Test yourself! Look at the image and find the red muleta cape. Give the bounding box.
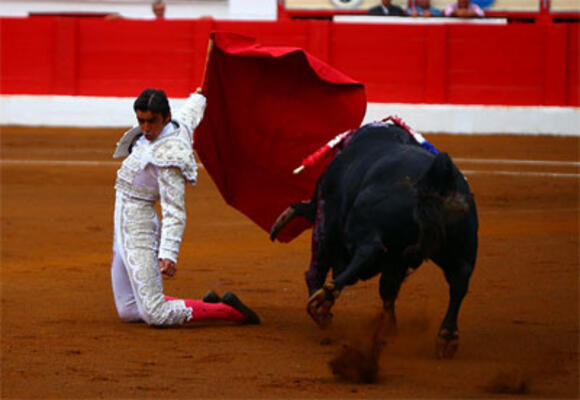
[194,31,367,242]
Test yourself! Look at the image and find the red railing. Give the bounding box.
[0,16,578,106]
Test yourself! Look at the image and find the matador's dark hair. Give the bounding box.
[133,88,171,118]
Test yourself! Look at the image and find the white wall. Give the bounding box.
[1,95,578,135]
[363,103,580,136]
[229,0,277,20]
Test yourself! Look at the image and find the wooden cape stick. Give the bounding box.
[197,36,214,94]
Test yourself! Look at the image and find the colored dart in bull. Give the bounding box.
[293,129,355,175]
[292,115,439,176]
[382,115,440,155]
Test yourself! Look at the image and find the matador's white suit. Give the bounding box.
[111,93,250,327]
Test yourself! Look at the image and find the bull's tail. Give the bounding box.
[404,152,469,265]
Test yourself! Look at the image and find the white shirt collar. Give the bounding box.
[157,121,175,139]
[136,120,175,146]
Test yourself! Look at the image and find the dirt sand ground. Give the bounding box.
[1,127,578,399]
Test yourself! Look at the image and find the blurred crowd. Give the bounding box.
[369,0,485,18]
[104,0,486,21]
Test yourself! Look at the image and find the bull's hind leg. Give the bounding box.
[378,266,408,335]
[435,259,474,359]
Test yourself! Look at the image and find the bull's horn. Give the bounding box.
[269,206,296,242]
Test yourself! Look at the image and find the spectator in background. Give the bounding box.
[368,0,405,16]
[106,0,166,20]
[443,0,484,17]
[407,0,441,17]
[152,0,166,19]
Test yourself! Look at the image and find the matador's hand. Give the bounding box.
[159,259,177,277]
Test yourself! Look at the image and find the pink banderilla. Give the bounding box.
[293,115,430,175]
[293,129,355,175]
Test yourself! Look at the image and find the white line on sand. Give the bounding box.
[461,169,579,179]
[454,158,579,167]
[0,159,120,167]
[1,158,579,178]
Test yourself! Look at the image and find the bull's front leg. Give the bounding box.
[304,197,330,296]
[307,238,382,328]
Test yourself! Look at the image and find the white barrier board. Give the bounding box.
[0,95,578,135]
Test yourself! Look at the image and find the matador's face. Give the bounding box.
[136,110,170,142]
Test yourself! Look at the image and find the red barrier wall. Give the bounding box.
[1,17,578,106]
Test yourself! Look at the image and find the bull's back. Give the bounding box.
[320,124,434,214]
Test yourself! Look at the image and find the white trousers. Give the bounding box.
[111,192,191,326]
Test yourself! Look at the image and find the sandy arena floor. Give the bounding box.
[1,127,578,398]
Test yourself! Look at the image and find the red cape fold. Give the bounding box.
[194,31,367,242]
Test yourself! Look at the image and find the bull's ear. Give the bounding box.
[443,194,470,224]
[417,152,457,196]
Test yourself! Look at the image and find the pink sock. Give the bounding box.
[184,299,246,323]
[165,296,246,323]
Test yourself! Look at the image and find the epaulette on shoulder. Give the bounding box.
[151,127,197,184]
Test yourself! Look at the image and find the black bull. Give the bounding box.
[271,123,478,359]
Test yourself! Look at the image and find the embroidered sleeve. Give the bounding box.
[173,92,207,133]
[158,166,187,263]
[152,137,197,184]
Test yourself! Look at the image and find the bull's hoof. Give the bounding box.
[436,329,459,359]
[307,295,334,328]
[307,285,339,328]
[380,304,398,336]
[309,305,333,329]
